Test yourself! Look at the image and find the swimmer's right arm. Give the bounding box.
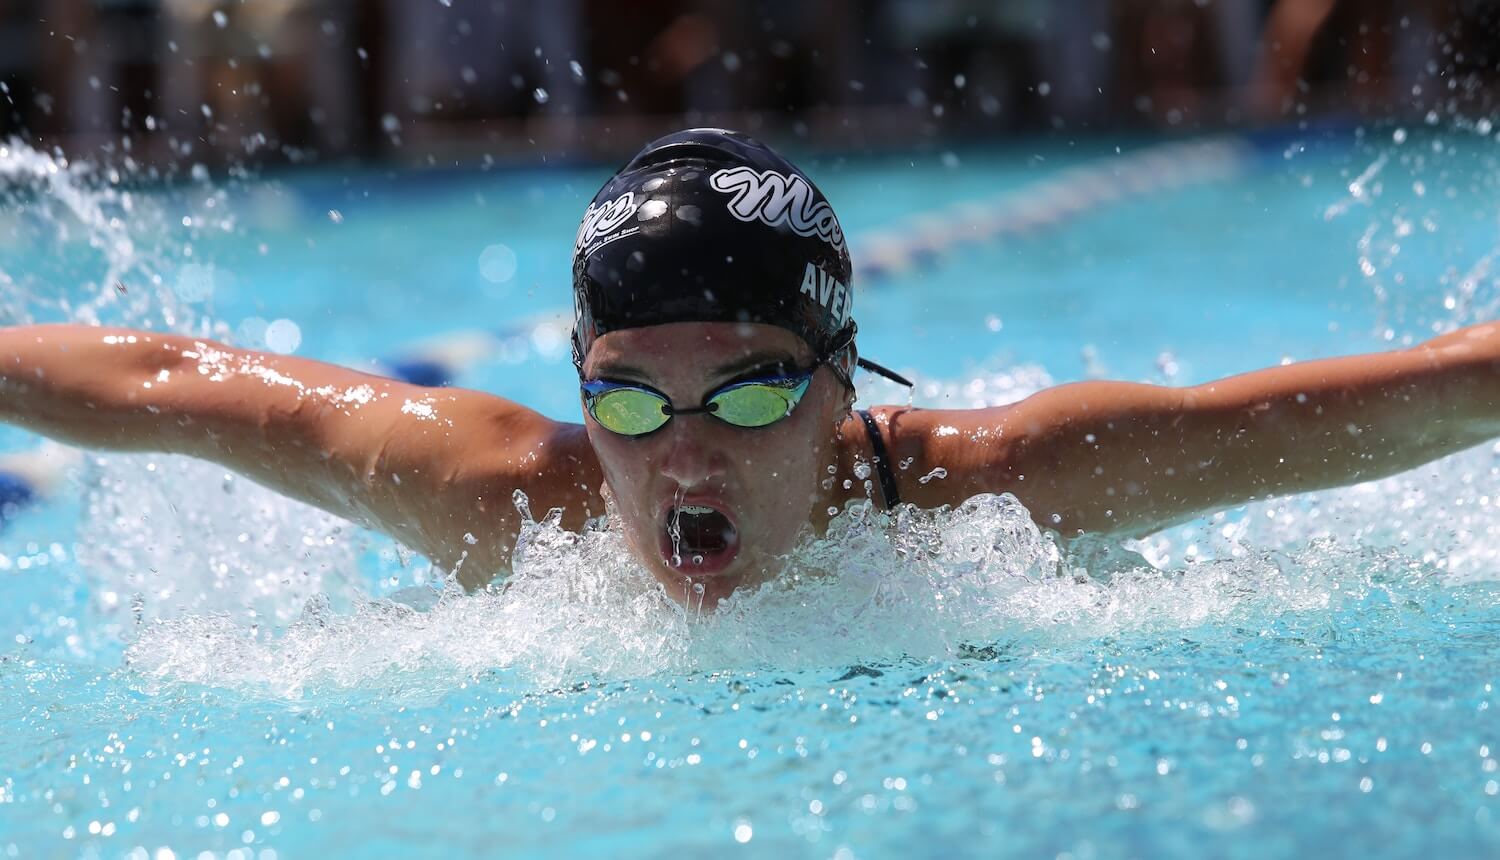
[0,324,601,588]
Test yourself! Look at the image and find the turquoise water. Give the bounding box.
[2,128,1499,858]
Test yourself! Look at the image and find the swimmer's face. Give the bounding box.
[582,322,849,608]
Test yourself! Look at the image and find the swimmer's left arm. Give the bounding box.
[907,321,1500,537]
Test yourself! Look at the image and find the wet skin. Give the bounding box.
[6,320,1500,605]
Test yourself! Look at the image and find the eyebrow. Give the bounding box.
[709,352,801,381]
[590,351,801,385]
[588,361,653,382]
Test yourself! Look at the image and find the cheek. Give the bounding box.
[587,426,654,503]
[737,400,838,504]
[736,431,824,556]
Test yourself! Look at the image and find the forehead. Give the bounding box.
[584,322,814,376]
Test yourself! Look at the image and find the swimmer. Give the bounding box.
[4,127,1500,606]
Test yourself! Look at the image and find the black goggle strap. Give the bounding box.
[856,357,913,388]
[820,322,914,390]
[820,324,858,390]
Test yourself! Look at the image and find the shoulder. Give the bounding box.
[835,402,1040,509]
[369,388,604,588]
[412,389,601,518]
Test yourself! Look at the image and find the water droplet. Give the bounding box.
[174,263,216,302]
[236,316,269,348]
[478,244,517,284]
[264,319,301,354]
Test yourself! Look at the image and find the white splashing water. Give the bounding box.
[118,479,1480,699]
[0,141,221,330]
[78,455,366,643]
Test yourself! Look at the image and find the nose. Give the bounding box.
[657,416,729,488]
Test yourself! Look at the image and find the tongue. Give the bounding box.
[676,510,734,553]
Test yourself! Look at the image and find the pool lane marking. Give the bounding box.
[855,138,1251,281]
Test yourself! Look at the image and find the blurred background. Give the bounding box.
[2,0,1498,169]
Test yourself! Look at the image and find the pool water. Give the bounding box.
[2,126,1499,858]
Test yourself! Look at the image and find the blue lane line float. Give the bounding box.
[372,316,573,387]
[0,471,36,524]
[0,446,80,530]
[377,137,1257,387]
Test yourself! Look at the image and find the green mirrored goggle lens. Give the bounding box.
[588,387,671,435]
[707,378,812,428]
[583,374,814,436]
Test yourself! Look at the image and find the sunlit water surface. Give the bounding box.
[2,128,1499,858]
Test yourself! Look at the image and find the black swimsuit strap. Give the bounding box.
[856,409,901,509]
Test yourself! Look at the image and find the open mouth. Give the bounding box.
[659,501,741,575]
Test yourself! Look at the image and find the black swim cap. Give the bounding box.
[571,128,907,388]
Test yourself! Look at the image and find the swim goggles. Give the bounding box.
[581,371,814,437]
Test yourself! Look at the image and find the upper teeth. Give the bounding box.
[678,505,716,515]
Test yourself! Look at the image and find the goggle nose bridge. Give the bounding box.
[663,402,720,417]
